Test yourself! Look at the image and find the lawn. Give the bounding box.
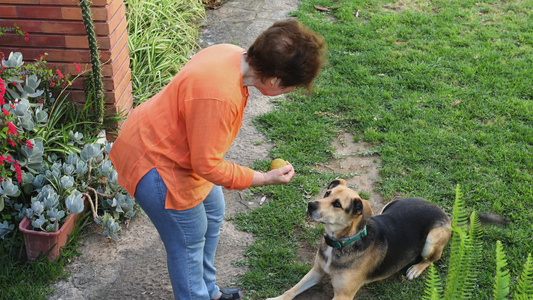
[2,0,531,299]
[233,0,533,299]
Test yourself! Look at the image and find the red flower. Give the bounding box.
[73,62,81,73]
[0,77,5,105]
[6,155,13,163]
[0,156,4,165]
[26,140,33,150]
[2,108,9,116]
[6,121,18,136]
[57,69,63,79]
[14,161,22,183]
[6,138,16,147]
[50,82,56,87]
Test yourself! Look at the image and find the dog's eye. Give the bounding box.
[324,191,331,197]
[332,199,342,208]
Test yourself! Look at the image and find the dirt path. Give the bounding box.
[49,1,383,299]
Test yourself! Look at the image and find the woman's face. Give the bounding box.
[256,78,296,96]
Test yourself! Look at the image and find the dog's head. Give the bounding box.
[307,179,372,235]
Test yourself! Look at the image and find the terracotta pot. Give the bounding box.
[19,212,83,261]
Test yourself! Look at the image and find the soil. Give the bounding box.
[49,1,384,299]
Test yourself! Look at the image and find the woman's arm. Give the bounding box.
[251,162,295,187]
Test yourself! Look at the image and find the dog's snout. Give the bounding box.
[308,201,318,212]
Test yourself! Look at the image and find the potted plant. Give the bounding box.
[18,185,85,261]
[1,49,137,261]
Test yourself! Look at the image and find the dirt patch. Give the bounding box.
[49,1,385,299]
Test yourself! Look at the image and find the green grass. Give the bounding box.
[233,0,533,299]
[125,0,205,105]
[0,214,91,300]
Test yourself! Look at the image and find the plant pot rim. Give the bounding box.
[19,214,76,236]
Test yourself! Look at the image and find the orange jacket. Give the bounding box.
[109,44,255,210]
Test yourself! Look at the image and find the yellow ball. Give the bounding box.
[270,158,288,170]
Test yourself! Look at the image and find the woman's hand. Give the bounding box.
[251,162,295,187]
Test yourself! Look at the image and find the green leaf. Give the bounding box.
[493,241,510,300]
[516,253,533,299]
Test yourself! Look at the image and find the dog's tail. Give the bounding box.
[478,213,507,226]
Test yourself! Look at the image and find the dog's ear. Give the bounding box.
[327,179,347,190]
[348,198,364,216]
[349,198,372,221]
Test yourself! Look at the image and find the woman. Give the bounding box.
[109,19,326,300]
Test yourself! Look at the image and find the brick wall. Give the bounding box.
[0,0,133,137]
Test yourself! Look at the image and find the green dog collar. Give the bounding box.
[324,226,367,250]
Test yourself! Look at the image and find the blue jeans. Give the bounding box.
[135,168,225,300]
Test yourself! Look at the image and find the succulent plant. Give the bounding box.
[0,220,14,240]
[96,213,120,240]
[1,51,137,240]
[1,52,23,68]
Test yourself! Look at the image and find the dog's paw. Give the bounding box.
[406,264,425,280]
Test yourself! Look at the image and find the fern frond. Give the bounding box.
[445,185,476,299]
[493,241,510,300]
[444,186,483,300]
[451,184,469,230]
[423,264,443,300]
[515,253,533,299]
[459,212,483,299]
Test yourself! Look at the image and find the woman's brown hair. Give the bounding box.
[245,19,327,91]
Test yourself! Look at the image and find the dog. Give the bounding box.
[267,179,451,300]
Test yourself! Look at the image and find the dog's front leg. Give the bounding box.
[330,271,365,300]
[266,264,326,300]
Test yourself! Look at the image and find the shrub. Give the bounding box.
[0,39,138,258]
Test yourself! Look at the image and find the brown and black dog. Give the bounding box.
[267,179,451,300]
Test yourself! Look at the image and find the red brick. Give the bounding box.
[107,14,126,48]
[61,0,122,21]
[113,82,132,110]
[0,5,18,18]
[42,20,89,35]
[62,29,128,63]
[45,47,129,78]
[94,2,124,35]
[0,19,42,33]
[1,4,126,36]
[67,64,129,92]
[69,87,122,104]
[1,47,90,63]
[2,0,133,118]
[95,0,122,21]
[106,27,128,62]
[17,5,62,19]
[0,33,32,48]
[37,0,112,6]
[64,35,110,50]
[110,60,130,89]
[110,68,130,102]
[0,33,67,48]
[64,35,89,49]
[100,40,129,77]
[60,7,82,20]
[114,91,133,115]
[0,0,38,4]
